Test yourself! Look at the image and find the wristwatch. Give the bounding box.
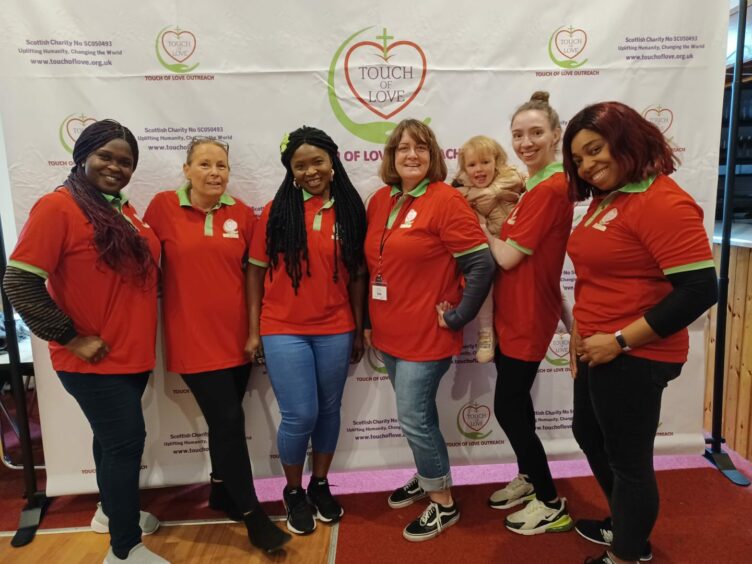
[614,330,632,352]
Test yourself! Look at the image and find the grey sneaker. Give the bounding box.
[91,502,160,535]
[488,474,535,509]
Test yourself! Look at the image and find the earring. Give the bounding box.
[330,170,335,180]
[293,180,302,189]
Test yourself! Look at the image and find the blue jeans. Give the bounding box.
[381,353,453,492]
[262,332,353,465]
[57,371,149,557]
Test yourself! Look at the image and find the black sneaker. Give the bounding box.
[575,518,653,561]
[403,501,460,542]
[307,477,344,523]
[388,475,427,508]
[282,486,316,535]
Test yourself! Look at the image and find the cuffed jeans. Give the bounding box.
[381,352,453,492]
[58,371,149,557]
[262,332,353,465]
[181,363,258,512]
[572,354,682,562]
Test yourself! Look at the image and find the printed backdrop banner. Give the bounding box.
[0,1,727,496]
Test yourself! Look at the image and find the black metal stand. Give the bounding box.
[0,217,50,545]
[704,0,751,487]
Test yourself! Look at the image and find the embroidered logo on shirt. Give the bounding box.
[506,205,520,226]
[400,209,418,228]
[593,208,618,232]
[222,218,239,238]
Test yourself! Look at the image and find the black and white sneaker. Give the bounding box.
[575,517,653,561]
[403,501,460,542]
[282,486,316,535]
[307,477,344,523]
[388,475,427,508]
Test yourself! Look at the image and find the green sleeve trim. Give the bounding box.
[505,238,533,256]
[452,243,489,258]
[8,260,49,279]
[248,257,268,268]
[663,259,716,275]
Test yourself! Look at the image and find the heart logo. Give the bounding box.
[548,332,570,359]
[461,404,490,432]
[644,107,674,134]
[65,116,97,148]
[344,40,427,120]
[161,30,197,63]
[555,28,587,60]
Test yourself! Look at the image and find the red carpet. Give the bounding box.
[335,468,752,563]
[1,461,751,562]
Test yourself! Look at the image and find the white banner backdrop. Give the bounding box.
[0,0,727,496]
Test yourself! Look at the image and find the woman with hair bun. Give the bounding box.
[2,120,167,563]
[247,126,367,536]
[563,101,717,564]
[483,92,575,536]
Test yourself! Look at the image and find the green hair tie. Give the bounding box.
[280,132,290,155]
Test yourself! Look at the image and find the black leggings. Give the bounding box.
[572,354,681,561]
[181,364,258,512]
[493,350,557,501]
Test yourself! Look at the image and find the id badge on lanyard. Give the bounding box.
[371,273,387,301]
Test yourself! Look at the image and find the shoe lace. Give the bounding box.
[601,528,614,544]
[507,474,528,490]
[403,476,420,492]
[419,503,438,527]
[478,330,493,347]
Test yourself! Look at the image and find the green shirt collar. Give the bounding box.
[177,184,235,208]
[526,162,564,191]
[389,178,430,198]
[617,175,656,193]
[101,191,128,205]
[301,189,334,206]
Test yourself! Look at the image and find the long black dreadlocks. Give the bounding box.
[64,119,155,284]
[267,126,366,293]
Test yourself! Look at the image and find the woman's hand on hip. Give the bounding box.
[578,332,622,368]
[65,335,109,364]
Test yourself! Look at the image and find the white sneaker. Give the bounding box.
[103,543,170,563]
[476,328,496,363]
[91,502,160,535]
[488,474,535,509]
[504,498,574,536]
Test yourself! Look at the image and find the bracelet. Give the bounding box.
[614,330,632,352]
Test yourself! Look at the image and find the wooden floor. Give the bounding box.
[0,519,335,563]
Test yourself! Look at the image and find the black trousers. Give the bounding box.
[572,354,682,561]
[181,364,258,512]
[493,350,557,501]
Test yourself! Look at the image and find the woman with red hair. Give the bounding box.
[563,102,717,564]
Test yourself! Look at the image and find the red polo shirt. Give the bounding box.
[144,187,256,373]
[364,180,488,361]
[249,191,354,335]
[9,187,160,374]
[567,174,714,363]
[493,164,574,362]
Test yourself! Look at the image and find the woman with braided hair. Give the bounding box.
[2,120,168,563]
[247,126,367,536]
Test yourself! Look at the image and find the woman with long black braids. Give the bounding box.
[247,126,367,536]
[2,120,168,562]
